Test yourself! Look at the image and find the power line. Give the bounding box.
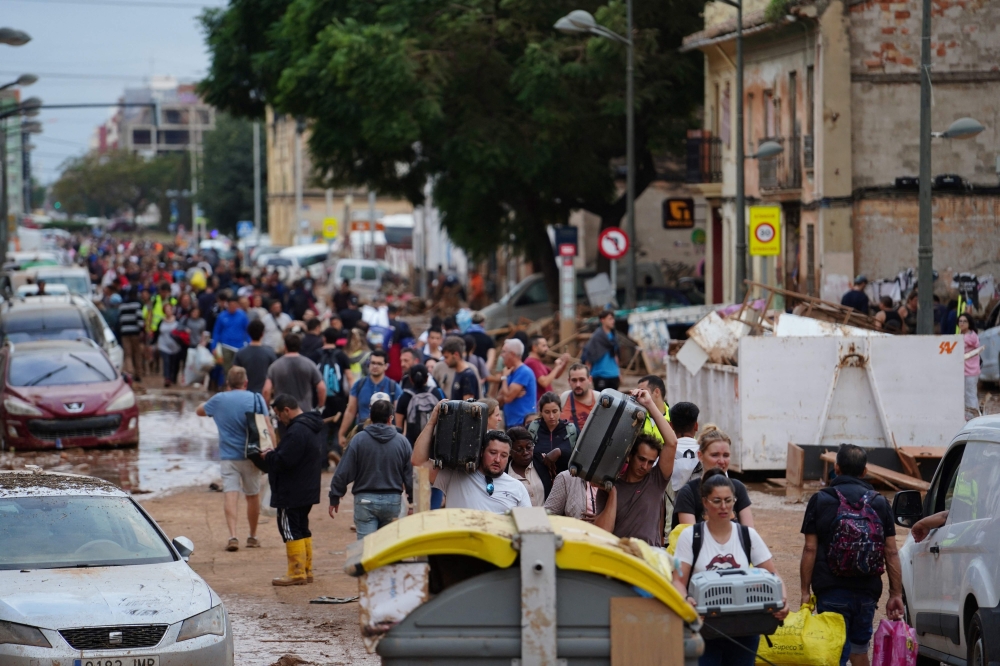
[0,0,223,8]
[0,70,150,82]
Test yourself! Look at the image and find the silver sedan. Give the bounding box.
[0,470,234,665]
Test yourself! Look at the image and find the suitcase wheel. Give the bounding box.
[569,464,579,477]
[600,394,613,408]
[465,461,477,473]
[603,479,614,493]
[440,403,450,416]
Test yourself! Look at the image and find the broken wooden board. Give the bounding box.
[820,451,929,492]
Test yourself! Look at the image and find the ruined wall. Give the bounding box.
[853,194,1000,282]
[849,0,1000,188]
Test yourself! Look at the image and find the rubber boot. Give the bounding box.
[304,537,314,583]
[272,539,308,586]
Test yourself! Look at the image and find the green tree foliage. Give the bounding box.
[198,113,265,236]
[50,150,185,223]
[200,0,703,299]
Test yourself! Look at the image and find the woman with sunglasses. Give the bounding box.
[672,468,788,666]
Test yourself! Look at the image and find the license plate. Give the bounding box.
[74,657,158,666]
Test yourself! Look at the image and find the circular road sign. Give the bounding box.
[598,227,630,261]
[754,222,776,244]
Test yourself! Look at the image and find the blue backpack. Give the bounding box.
[319,351,343,397]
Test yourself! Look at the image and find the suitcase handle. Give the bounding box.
[715,569,749,577]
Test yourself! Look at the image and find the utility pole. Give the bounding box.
[253,120,261,240]
[367,190,376,259]
[624,0,636,310]
[189,105,199,242]
[733,0,746,302]
[915,0,933,334]
[294,118,305,244]
[0,119,6,267]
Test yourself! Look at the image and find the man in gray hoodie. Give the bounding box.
[329,398,414,539]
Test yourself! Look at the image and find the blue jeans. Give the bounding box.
[701,635,759,666]
[353,492,402,540]
[816,588,878,665]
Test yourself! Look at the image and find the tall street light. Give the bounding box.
[555,8,638,309]
[0,74,37,92]
[0,28,31,46]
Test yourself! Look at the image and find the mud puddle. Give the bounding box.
[0,392,220,496]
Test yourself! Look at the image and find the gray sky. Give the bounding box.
[2,0,224,184]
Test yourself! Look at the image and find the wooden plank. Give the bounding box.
[610,597,684,666]
[413,466,431,513]
[786,443,805,502]
[897,446,948,459]
[819,452,930,492]
[896,449,921,480]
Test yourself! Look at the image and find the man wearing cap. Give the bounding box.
[339,349,402,443]
[329,398,413,538]
[466,312,496,370]
[842,275,870,314]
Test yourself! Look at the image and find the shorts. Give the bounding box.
[220,459,261,495]
[816,588,878,665]
[276,505,312,542]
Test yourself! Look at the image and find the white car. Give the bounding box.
[0,469,234,665]
[892,414,1000,666]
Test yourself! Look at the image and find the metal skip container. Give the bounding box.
[667,335,966,472]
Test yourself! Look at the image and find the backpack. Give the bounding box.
[527,419,578,450]
[824,488,886,577]
[690,521,752,575]
[404,387,445,436]
[319,351,344,397]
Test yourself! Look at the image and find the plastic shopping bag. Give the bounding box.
[666,523,692,556]
[872,619,918,666]
[756,596,845,666]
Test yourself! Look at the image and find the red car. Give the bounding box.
[0,339,139,451]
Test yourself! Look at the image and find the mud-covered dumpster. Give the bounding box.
[345,507,703,665]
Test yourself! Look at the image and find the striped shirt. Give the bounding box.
[118,301,143,337]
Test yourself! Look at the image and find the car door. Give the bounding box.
[511,278,551,323]
[907,443,965,656]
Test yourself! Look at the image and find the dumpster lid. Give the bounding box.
[345,508,697,623]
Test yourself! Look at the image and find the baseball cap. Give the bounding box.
[472,312,485,324]
[370,391,391,407]
[854,274,868,284]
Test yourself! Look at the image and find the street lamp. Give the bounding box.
[0,28,31,46]
[0,74,37,92]
[555,7,638,309]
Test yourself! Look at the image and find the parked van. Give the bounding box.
[892,414,1000,665]
[331,259,389,298]
[25,266,93,298]
[276,243,336,282]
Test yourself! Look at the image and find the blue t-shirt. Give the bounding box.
[203,390,267,460]
[591,331,620,378]
[350,375,403,423]
[503,364,537,427]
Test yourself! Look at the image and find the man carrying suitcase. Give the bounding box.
[411,403,532,513]
[593,388,678,547]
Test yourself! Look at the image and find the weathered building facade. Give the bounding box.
[684,0,999,304]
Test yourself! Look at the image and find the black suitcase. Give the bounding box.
[567,389,647,491]
[432,400,487,472]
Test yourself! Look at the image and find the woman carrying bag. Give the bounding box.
[672,468,788,666]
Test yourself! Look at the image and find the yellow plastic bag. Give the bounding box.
[756,596,845,666]
[666,523,692,556]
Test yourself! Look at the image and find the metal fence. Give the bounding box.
[685,134,722,183]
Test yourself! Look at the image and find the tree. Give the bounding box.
[198,113,265,236]
[200,0,703,301]
[50,150,185,222]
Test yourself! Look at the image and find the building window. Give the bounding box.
[722,82,731,149]
[806,66,815,136]
[764,90,775,138]
[132,129,151,145]
[747,92,754,147]
[806,223,816,296]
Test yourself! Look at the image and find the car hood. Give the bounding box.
[0,560,214,629]
[7,380,125,417]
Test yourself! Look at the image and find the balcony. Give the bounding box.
[757,135,802,191]
[685,131,722,184]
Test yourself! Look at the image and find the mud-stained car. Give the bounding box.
[0,469,234,665]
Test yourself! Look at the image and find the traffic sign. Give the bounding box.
[598,227,629,261]
[323,217,338,240]
[749,206,781,256]
[236,221,254,238]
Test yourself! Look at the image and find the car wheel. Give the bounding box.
[968,611,990,666]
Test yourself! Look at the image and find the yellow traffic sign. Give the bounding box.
[749,206,781,256]
[323,217,338,240]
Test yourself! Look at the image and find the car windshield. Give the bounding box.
[267,258,293,267]
[0,495,174,570]
[297,253,328,268]
[5,328,92,344]
[9,351,115,386]
[39,276,91,295]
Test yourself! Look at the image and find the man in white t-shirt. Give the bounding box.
[411,403,531,513]
[667,402,702,492]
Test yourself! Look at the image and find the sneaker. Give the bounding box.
[226,538,239,552]
[246,536,260,548]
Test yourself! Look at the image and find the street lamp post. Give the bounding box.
[0,28,31,267]
[555,8,637,308]
[0,74,37,93]
[0,28,30,46]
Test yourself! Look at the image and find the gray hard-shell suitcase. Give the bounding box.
[567,389,647,491]
[433,399,487,472]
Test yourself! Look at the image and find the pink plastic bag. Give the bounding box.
[872,619,919,666]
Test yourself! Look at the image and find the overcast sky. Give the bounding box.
[2,0,224,184]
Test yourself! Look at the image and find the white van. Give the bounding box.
[26,266,93,298]
[331,259,388,298]
[278,243,335,282]
[893,414,1000,665]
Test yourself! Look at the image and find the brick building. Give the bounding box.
[683,0,999,305]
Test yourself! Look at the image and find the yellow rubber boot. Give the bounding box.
[304,537,314,583]
[272,539,308,586]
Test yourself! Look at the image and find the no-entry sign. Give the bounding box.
[749,206,781,256]
[598,227,629,260]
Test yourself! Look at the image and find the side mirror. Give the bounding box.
[172,536,195,562]
[892,490,924,528]
[122,372,133,386]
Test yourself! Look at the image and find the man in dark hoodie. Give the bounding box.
[262,393,324,586]
[329,398,413,539]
